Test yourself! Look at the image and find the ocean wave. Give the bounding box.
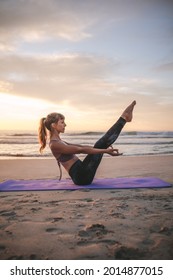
[68,131,103,136]
[0,153,50,158]
[131,136,173,139]
[116,141,173,145]
[133,131,173,138]
[0,130,173,159]
[0,141,38,144]
[68,131,173,138]
[1,130,173,138]
[124,151,173,156]
[9,133,37,137]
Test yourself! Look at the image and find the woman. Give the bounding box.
[38,101,136,185]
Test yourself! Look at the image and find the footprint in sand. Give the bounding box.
[159,226,173,236]
[8,255,24,260]
[46,227,59,233]
[77,224,118,249]
[52,217,64,223]
[114,246,146,260]
[45,217,64,223]
[30,254,37,260]
[0,210,16,217]
[30,207,42,212]
[109,210,125,219]
[0,245,6,251]
[78,223,111,241]
[8,254,42,260]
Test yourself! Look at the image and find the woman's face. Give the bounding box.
[53,118,66,133]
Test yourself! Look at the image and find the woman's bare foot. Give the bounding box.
[121,100,136,122]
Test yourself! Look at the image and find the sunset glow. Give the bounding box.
[0,0,173,132]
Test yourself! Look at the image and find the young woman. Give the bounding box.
[38,101,136,185]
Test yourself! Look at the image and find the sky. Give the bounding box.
[0,0,173,132]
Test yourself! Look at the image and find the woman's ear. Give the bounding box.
[51,123,56,129]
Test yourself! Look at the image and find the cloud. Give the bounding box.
[0,52,122,109]
[1,51,171,115]
[0,0,173,131]
[0,0,94,51]
[1,0,171,51]
[155,62,173,72]
[0,80,13,92]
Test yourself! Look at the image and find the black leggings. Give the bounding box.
[69,117,126,185]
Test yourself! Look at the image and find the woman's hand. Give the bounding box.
[106,146,123,156]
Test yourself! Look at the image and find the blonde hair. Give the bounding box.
[38,112,64,153]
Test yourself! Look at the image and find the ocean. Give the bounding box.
[0,130,173,159]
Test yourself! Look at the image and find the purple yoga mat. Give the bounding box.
[0,177,171,192]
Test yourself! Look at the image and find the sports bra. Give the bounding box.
[49,139,76,162]
[49,139,76,180]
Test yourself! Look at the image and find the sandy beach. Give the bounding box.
[0,155,173,260]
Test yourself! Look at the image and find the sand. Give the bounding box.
[0,155,173,260]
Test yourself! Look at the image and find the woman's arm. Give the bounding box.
[64,141,92,148]
[50,142,122,156]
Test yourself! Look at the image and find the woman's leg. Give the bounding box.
[81,101,136,184]
[69,117,126,185]
[69,101,136,185]
[80,117,126,183]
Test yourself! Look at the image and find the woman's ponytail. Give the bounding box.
[38,112,64,153]
[38,117,47,153]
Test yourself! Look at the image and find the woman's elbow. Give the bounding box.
[75,146,83,154]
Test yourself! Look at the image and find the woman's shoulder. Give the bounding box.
[49,138,67,148]
[50,138,65,143]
